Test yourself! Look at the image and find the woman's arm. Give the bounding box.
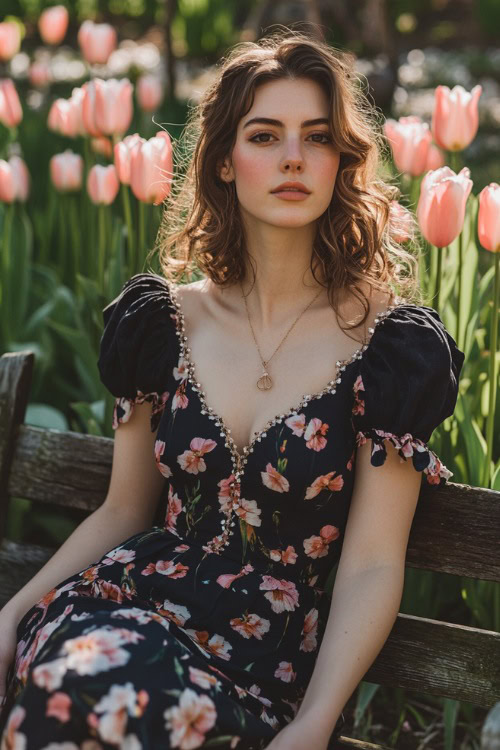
[269,438,423,748]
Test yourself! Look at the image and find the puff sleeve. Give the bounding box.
[351,304,465,486]
[97,272,177,432]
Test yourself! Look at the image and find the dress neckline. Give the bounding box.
[164,278,408,467]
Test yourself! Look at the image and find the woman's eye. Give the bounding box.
[249,132,331,144]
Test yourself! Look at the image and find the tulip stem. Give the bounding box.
[1,202,14,346]
[483,251,499,488]
[434,245,443,312]
[98,205,106,285]
[457,229,463,349]
[121,183,135,275]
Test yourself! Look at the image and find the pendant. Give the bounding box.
[257,370,273,390]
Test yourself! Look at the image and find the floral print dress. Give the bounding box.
[0,273,465,750]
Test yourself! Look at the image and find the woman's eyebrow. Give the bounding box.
[243,117,329,129]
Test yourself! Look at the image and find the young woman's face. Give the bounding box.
[220,77,341,230]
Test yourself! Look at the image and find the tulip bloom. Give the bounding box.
[38,5,69,45]
[48,96,84,138]
[77,20,117,65]
[0,22,21,62]
[432,85,482,152]
[0,156,30,203]
[478,184,500,253]
[87,164,119,205]
[0,79,23,128]
[82,78,133,137]
[417,166,473,248]
[29,59,52,88]
[91,136,113,158]
[114,133,145,184]
[136,74,164,112]
[425,144,445,171]
[50,150,83,192]
[129,131,173,204]
[384,116,432,177]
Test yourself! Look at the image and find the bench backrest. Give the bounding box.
[1,350,499,710]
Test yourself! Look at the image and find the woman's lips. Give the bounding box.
[271,190,310,200]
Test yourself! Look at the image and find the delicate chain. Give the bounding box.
[240,281,324,390]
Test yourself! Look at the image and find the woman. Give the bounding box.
[0,30,464,749]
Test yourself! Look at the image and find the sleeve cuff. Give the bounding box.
[355,428,453,486]
[112,390,169,433]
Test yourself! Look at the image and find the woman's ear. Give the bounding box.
[218,157,234,183]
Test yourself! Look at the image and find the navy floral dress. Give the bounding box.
[0,273,465,749]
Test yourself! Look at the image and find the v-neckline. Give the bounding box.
[164,278,408,467]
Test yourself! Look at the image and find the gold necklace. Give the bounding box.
[240,282,324,391]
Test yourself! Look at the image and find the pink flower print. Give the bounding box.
[157,598,191,627]
[352,374,365,416]
[285,413,306,437]
[248,685,273,707]
[274,661,296,683]
[303,524,340,559]
[155,440,173,478]
[234,497,262,527]
[177,437,217,474]
[173,357,189,382]
[104,547,136,565]
[216,563,254,589]
[346,449,355,471]
[163,687,217,750]
[61,628,139,677]
[184,630,232,661]
[166,486,183,534]
[261,463,290,493]
[300,608,318,653]
[172,382,189,411]
[269,546,297,565]
[175,544,190,552]
[96,580,124,601]
[141,560,189,578]
[46,691,72,722]
[305,471,344,499]
[259,575,299,613]
[189,666,220,690]
[304,417,329,451]
[2,707,27,750]
[217,474,236,513]
[230,613,271,640]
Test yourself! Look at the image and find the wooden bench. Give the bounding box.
[1,350,499,749]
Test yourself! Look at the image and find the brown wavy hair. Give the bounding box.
[148,27,423,340]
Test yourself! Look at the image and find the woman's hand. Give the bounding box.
[264,715,333,750]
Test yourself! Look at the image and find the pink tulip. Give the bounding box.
[0,22,21,62]
[29,59,52,88]
[50,150,83,192]
[82,78,133,137]
[425,144,445,171]
[77,20,117,65]
[129,131,173,204]
[114,133,145,184]
[0,155,30,203]
[389,201,414,244]
[384,116,432,177]
[478,184,500,253]
[47,97,82,137]
[0,79,23,128]
[91,136,113,158]
[136,74,164,112]
[38,5,69,45]
[87,164,119,205]
[432,85,482,152]
[417,166,473,248]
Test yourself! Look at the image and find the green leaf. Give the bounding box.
[25,403,68,430]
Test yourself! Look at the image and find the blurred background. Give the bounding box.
[0,1,499,747]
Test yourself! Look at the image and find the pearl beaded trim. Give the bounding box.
[166,280,402,553]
